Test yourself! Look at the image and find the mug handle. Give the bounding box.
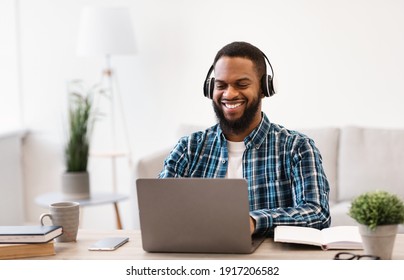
[40,213,53,226]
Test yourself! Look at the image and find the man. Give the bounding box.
[159,41,331,236]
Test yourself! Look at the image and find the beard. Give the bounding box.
[212,95,261,135]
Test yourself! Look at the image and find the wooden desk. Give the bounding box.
[35,192,128,229]
[27,229,404,260]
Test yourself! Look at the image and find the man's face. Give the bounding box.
[212,56,262,136]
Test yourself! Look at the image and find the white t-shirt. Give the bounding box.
[225,140,246,178]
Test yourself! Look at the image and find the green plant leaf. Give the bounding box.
[64,80,103,172]
[349,190,404,230]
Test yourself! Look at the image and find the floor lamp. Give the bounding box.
[76,6,136,228]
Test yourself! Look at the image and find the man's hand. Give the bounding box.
[249,216,256,235]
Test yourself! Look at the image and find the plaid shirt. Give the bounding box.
[159,112,331,236]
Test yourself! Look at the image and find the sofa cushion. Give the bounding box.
[136,148,171,178]
[329,201,358,227]
[299,127,340,204]
[338,126,404,201]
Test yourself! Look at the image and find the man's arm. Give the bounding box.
[250,138,331,236]
[158,137,189,178]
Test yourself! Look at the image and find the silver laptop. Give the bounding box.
[136,178,266,254]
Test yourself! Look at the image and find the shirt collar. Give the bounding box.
[243,112,271,149]
[215,112,271,149]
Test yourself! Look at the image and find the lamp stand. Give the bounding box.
[90,55,133,230]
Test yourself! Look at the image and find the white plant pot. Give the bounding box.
[358,224,398,260]
[61,171,90,200]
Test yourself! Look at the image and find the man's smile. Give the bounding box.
[221,100,246,111]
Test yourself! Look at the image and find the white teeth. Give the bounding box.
[225,103,242,109]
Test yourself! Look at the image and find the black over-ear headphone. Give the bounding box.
[203,52,275,99]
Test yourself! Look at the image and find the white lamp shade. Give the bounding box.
[76,6,136,56]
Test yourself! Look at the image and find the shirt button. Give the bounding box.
[255,145,260,149]
[221,160,226,164]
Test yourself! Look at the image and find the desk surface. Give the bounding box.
[27,229,404,260]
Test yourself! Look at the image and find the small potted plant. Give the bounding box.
[349,190,404,259]
[61,80,102,199]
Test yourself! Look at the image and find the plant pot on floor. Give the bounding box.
[358,224,398,260]
[61,171,90,200]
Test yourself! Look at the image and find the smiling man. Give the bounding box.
[159,41,331,236]
[212,56,262,142]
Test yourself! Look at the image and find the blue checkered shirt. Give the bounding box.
[159,113,331,236]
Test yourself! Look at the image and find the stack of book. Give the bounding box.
[0,225,63,259]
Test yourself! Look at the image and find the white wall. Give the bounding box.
[0,0,21,130]
[4,0,404,229]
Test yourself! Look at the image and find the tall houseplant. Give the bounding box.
[349,190,404,259]
[62,81,101,199]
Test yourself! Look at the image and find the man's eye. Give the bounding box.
[237,84,249,89]
[215,84,226,90]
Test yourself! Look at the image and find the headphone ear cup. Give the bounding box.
[204,77,215,99]
[261,75,275,97]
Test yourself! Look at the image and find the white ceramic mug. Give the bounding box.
[40,201,80,242]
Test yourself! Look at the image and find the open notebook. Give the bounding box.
[136,178,265,254]
[274,225,363,250]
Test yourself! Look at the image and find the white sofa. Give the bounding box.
[135,126,404,233]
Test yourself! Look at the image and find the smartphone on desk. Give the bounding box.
[88,237,129,251]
